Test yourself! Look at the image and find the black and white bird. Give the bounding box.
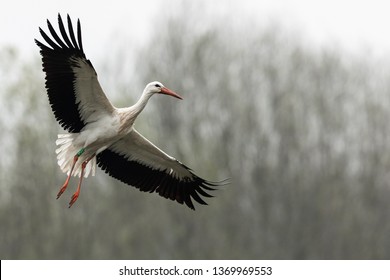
[35,14,226,209]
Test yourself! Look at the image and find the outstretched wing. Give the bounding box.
[96,129,225,210]
[35,14,114,133]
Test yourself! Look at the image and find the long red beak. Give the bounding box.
[161,87,183,100]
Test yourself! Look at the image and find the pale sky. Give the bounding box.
[2,0,390,59]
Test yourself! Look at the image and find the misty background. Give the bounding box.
[1,1,390,259]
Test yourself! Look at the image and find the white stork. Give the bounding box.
[35,14,226,209]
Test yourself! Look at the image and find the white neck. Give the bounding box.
[136,90,153,110]
[119,89,153,130]
[132,89,153,116]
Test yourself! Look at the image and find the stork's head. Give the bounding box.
[144,81,183,100]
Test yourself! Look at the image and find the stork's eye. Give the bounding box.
[155,84,161,88]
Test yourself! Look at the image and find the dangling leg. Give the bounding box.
[57,148,85,199]
[57,155,78,199]
[68,154,95,208]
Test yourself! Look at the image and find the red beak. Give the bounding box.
[161,87,183,100]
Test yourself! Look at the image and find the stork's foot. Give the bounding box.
[68,191,80,208]
[57,182,68,199]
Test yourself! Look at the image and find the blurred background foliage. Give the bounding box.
[1,4,390,259]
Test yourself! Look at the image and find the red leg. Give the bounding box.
[57,155,79,199]
[68,162,86,208]
[68,155,95,208]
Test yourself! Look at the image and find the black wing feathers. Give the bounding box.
[47,20,67,48]
[35,14,89,133]
[77,19,84,53]
[96,149,220,210]
[68,15,79,50]
[58,16,74,48]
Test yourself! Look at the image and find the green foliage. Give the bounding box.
[1,7,390,259]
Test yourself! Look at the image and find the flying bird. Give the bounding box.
[35,14,226,209]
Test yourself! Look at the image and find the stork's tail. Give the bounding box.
[55,134,96,178]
